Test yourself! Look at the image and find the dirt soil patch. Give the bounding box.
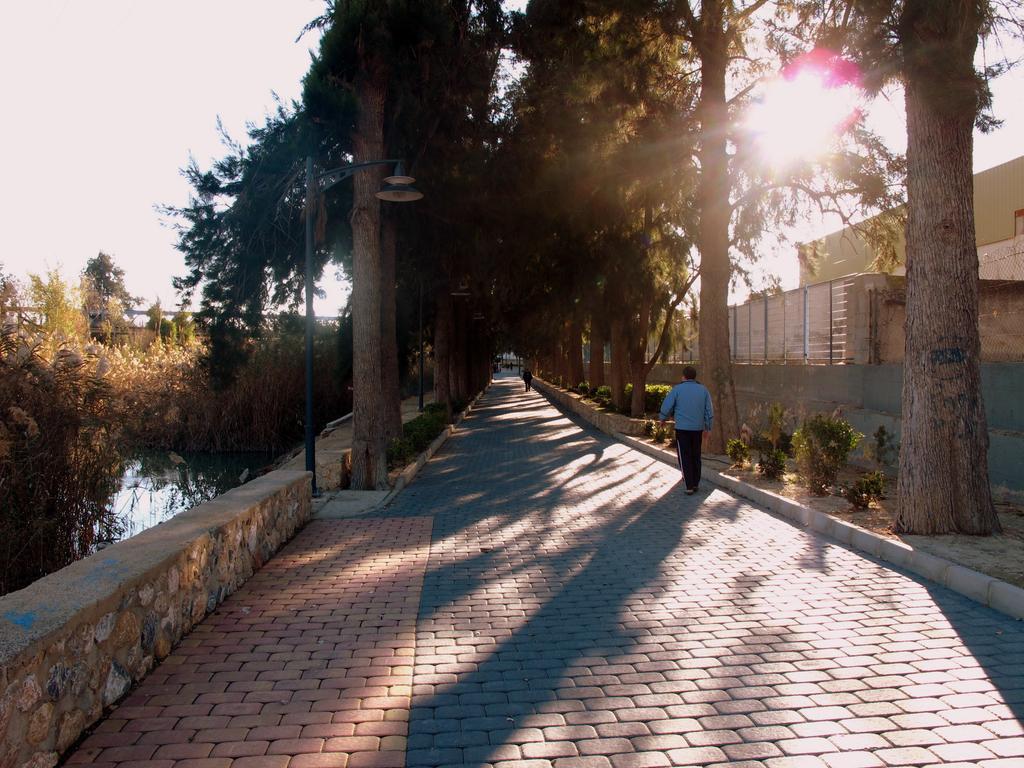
[643,437,1024,590]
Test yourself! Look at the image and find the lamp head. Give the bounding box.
[376,183,424,202]
[383,161,415,186]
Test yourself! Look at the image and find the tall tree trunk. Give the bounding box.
[380,209,402,440]
[568,317,585,387]
[434,284,453,420]
[696,31,739,453]
[350,73,389,490]
[450,301,469,401]
[895,0,998,534]
[629,291,652,418]
[609,316,629,411]
[588,314,605,387]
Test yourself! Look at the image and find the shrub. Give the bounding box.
[756,448,787,480]
[652,422,671,444]
[792,413,862,494]
[386,436,416,469]
[387,407,449,470]
[845,470,886,508]
[592,385,612,406]
[748,402,793,456]
[642,419,655,438]
[576,381,590,396]
[423,402,448,417]
[866,425,899,468]
[726,438,750,466]
[644,384,671,414]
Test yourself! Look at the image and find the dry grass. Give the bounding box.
[100,329,350,453]
[0,324,123,594]
[0,321,351,593]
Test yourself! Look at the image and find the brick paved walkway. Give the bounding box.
[65,374,1024,768]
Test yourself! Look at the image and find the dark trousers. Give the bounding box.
[674,429,703,490]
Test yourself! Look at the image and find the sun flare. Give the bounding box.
[747,56,862,169]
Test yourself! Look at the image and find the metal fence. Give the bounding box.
[729,276,856,364]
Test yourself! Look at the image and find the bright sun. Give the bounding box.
[747,55,863,169]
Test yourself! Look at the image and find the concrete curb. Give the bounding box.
[379,386,489,509]
[534,381,1024,621]
[532,378,648,437]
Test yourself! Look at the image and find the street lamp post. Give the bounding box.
[418,280,425,412]
[303,157,422,496]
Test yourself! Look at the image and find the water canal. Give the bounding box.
[108,450,276,541]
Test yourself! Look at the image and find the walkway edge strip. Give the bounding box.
[387,386,490,501]
[533,378,1024,621]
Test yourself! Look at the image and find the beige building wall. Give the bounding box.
[975,154,1024,245]
[799,154,1024,285]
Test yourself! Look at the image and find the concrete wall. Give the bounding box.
[877,280,1024,363]
[728,364,1024,498]
[0,470,312,768]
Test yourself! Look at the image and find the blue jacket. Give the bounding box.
[659,380,714,431]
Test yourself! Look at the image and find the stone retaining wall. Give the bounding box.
[0,469,312,768]
[533,379,648,436]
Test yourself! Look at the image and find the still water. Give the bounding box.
[109,450,276,541]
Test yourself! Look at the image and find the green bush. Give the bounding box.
[845,470,886,508]
[756,448,787,480]
[576,381,590,396]
[423,402,447,417]
[386,406,449,470]
[749,402,793,457]
[386,436,416,469]
[792,413,862,494]
[867,425,899,468]
[642,419,656,438]
[726,438,750,466]
[753,431,793,457]
[644,384,671,414]
[592,385,612,406]
[652,422,671,444]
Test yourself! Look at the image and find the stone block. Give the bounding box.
[850,528,882,557]
[878,539,913,568]
[988,580,1024,620]
[828,520,857,545]
[943,565,993,605]
[808,511,833,536]
[908,550,950,583]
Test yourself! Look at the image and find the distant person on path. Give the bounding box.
[523,369,533,391]
[658,365,713,495]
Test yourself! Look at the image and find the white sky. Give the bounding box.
[0,1,1020,314]
[0,1,333,311]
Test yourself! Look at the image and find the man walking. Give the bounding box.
[658,366,713,495]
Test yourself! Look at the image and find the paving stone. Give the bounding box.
[981,736,1024,757]
[60,378,1024,768]
[608,752,670,768]
[821,753,885,768]
[665,747,727,765]
[874,747,939,765]
[722,741,784,760]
